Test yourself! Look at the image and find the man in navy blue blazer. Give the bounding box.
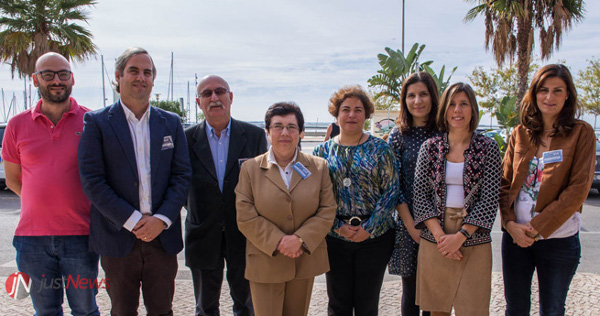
[78,47,191,315]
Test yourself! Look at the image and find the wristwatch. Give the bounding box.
[458,228,471,239]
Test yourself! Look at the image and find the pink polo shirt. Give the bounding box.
[2,98,92,236]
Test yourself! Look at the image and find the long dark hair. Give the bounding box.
[397,72,439,134]
[520,64,579,146]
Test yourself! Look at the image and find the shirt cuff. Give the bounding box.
[123,210,143,231]
[153,214,172,229]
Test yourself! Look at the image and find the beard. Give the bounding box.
[38,83,72,103]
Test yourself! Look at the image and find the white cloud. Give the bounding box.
[0,0,598,124]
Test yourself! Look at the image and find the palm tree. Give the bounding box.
[464,0,585,104]
[368,43,456,107]
[0,0,97,78]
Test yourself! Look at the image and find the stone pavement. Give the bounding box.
[1,272,599,315]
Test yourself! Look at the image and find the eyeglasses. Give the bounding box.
[199,87,229,98]
[269,124,300,133]
[35,70,72,81]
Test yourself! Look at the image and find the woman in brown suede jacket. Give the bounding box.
[500,64,596,315]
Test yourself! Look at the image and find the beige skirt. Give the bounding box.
[415,207,492,315]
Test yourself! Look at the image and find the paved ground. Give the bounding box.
[2,272,599,315]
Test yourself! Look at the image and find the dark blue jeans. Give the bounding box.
[14,235,100,316]
[502,231,580,316]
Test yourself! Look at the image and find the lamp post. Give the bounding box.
[402,0,405,53]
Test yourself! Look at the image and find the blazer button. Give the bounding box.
[287,215,293,220]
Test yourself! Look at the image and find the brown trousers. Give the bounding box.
[249,278,315,316]
[101,238,178,316]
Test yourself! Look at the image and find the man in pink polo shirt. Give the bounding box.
[1,53,99,316]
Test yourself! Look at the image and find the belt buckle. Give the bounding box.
[348,216,362,226]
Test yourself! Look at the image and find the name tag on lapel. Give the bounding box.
[161,135,174,150]
[292,162,311,179]
[543,149,563,164]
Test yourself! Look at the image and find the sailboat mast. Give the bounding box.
[102,55,107,107]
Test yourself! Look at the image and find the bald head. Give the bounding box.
[33,52,74,104]
[197,75,230,93]
[35,52,71,73]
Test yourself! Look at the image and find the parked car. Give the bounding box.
[593,141,600,193]
[0,123,6,188]
[482,130,501,138]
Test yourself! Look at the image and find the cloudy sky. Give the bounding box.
[1,0,599,124]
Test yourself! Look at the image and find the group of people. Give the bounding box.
[1,46,593,316]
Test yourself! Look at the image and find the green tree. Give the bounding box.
[577,57,600,129]
[151,100,185,122]
[422,64,458,95]
[495,95,519,153]
[464,0,585,104]
[368,43,456,106]
[468,63,538,114]
[0,0,97,78]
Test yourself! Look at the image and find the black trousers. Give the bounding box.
[101,238,178,316]
[401,275,430,316]
[190,233,253,316]
[325,230,394,316]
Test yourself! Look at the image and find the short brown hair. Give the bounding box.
[114,47,156,93]
[328,85,375,119]
[520,64,579,146]
[264,101,305,132]
[437,82,479,133]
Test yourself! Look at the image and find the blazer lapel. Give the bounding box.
[260,155,290,195]
[192,121,218,181]
[225,118,246,177]
[108,101,138,178]
[149,107,166,183]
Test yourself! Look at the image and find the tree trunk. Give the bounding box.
[515,4,534,107]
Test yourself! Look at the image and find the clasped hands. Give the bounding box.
[335,224,371,243]
[506,221,539,248]
[133,214,166,242]
[277,235,304,258]
[436,233,465,261]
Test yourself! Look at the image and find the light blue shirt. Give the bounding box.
[206,120,231,192]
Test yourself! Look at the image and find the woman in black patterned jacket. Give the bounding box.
[412,82,501,316]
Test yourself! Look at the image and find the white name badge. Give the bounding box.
[292,162,312,179]
[543,149,563,164]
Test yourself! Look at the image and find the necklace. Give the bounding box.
[340,133,364,187]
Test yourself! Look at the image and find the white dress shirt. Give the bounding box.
[267,148,298,189]
[121,103,171,231]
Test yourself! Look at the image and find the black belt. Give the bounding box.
[337,214,370,226]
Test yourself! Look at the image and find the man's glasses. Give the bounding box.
[35,70,72,81]
[199,87,229,98]
[270,124,300,133]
